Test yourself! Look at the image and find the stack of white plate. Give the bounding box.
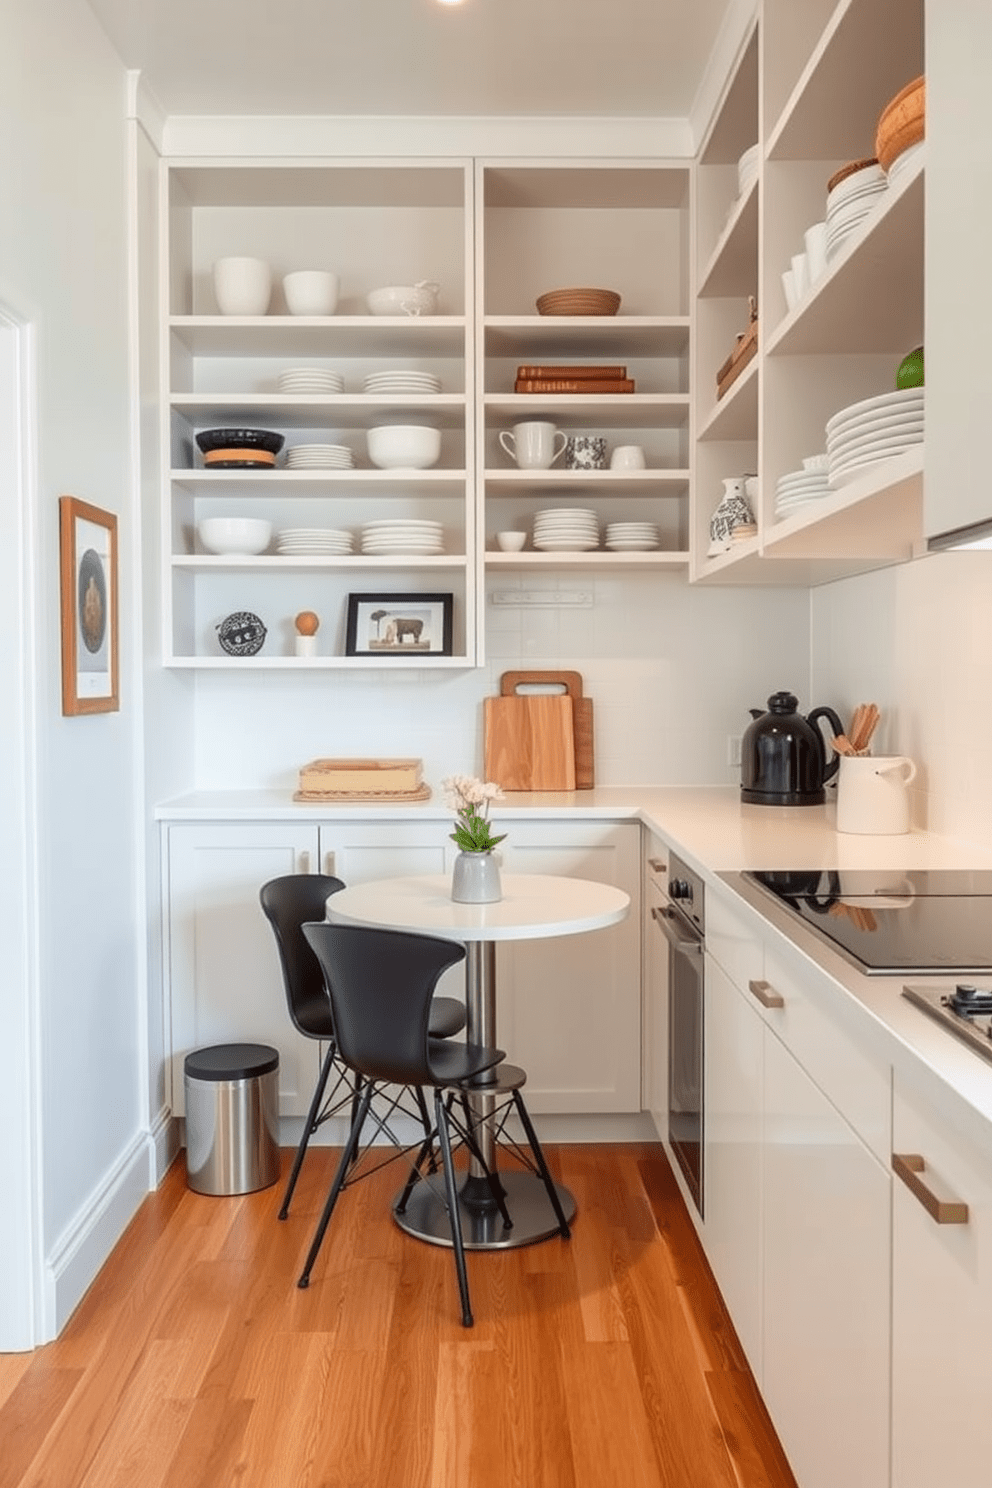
[774,466,832,518]
[276,527,353,555]
[285,442,354,469]
[360,519,444,555]
[277,368,344,394]
[605,521,660,551]
[532,508,599,552]
[825,163,887,262]
[737,143,760,197]
[887,139,925,189]
[826,388,924,488]
[363,369,441,396]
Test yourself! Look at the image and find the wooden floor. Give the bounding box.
[0,1144,797,1488]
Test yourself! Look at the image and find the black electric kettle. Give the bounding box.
[741,691,844,806]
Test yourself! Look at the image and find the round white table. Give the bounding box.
[326,872,630,1249]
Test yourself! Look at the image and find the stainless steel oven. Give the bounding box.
[652,851,705,1216]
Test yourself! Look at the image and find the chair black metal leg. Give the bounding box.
[512,1091,571,1239]
[435,1090,474,1328]
[452,1109,513,1230]
[280,1041,338,1220]
[394,1127,437,1215]
[298,1082,374,1288]
[347,1075,365,1169]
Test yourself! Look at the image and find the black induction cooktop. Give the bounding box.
[743,868,992,976]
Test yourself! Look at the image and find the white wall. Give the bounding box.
[0,0,146,1340]
[811,552,992,847]
[194,571,812,789]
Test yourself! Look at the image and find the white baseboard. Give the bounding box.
[44,1128,154,1340]
[149,1106,181,1184]
[277,1110,659,1148]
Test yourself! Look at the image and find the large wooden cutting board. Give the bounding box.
[484,692,575,791]
[484,671,594,791]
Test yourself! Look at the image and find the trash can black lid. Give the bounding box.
[184,1043,280,1081]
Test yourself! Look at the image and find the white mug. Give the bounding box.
[609,444,646,470]
[836,754,917,835]
[212,256,272,316]
[498,421,566,470]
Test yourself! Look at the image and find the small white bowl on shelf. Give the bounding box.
[196,517,272,555]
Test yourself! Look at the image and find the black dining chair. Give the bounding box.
[259,874,467,1219]
[298,921,571,1327]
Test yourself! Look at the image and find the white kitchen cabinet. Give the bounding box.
[489,819,641,1113]
[693,0,927,587]
[891,1072,992,1487]
[162,814,640,1123]
[161,160,476,667]
[703,954,764,1376]
[476,160,692,612]
[761,1029,891,1488]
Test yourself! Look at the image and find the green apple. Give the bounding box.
[896,345,924,389]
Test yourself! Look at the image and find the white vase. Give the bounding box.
[708,476,756,556]
[212,256,272,316]
[451,851,502,904]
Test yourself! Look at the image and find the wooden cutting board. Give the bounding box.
[484,671,594,791]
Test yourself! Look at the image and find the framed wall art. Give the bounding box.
[345,592,453,657]
[59,495,119,715]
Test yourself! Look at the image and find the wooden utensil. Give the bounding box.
[849,702,881,753]
[832,733,857,755]
[492,671,594,789]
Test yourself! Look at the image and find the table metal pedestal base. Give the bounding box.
[393,1171,577,1251]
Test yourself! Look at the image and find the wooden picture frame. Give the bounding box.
[345,592,453,657]
[59,495,119,715]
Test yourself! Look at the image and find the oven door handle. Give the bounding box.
[652,904,704,957]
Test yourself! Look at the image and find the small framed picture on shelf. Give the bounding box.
[58,495,119,715]
[345,593,453,658]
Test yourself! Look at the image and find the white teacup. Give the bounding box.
[213,256,272,316]
[610,444,646,470]
[283,270,339,316]
[496,530,527,551]
[498,421,566,470]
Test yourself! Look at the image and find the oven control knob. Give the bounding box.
[669,878,691,902]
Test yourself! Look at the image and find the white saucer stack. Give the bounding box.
[285,442,355,469]
[276,527,353,555]
[360,519,444,554]
[774,454,832,518]
[532,508,599,551]
[825,162,887,262]
[363,369,441,396]
[826,388,924,488]
[277,367,344,394]
[605,521,659,551]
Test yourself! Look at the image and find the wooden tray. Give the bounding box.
[716,318,758,400]
[293,783,432,803]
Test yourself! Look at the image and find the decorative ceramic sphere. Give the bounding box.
[216,611,267,656]
[295,610,320,636]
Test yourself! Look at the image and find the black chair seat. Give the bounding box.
[427,997,467,1039]
[425,1037,504,1086]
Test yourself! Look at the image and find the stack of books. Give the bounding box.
[514,364,636,394]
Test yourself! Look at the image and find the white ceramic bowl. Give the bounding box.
[496,530,527,551]
[366,282,439,317]
[197,517,272,555]
[282,270,339,316]
[366,425,441,470]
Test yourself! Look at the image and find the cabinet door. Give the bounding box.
[642,850,670,1138]
[494,822,641,1113]
[703,956,764,1376]
[165,822,321,1116]
[891,1078,992,1488]
[762,1031,891,1488]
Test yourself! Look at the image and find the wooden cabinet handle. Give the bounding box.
[748,978,785,1009]
[647,857,667,874]
[892,1152,969,1225]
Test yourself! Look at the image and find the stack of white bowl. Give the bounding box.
[605,521,659,551]
[363,369,441,396]
[774,455,832,518]
[285,442,354,469]
[360,519,444,555]
[737,143,760,198]
[825,162,887,262]
[277,367,344,394]
[532,508,599,552]
[826,388,924,488]
[276,527,353,555]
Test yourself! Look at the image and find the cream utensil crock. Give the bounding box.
[836,754,917,834]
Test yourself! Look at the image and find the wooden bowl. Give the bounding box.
[536,287,621,316]
[826,157,880,195]
[876,75,925,172]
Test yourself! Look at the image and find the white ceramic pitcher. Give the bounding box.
[836,754,917,835]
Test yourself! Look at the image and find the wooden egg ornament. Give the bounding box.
[295,611,320,636]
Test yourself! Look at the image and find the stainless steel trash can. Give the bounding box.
[184,1043,280,1195]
